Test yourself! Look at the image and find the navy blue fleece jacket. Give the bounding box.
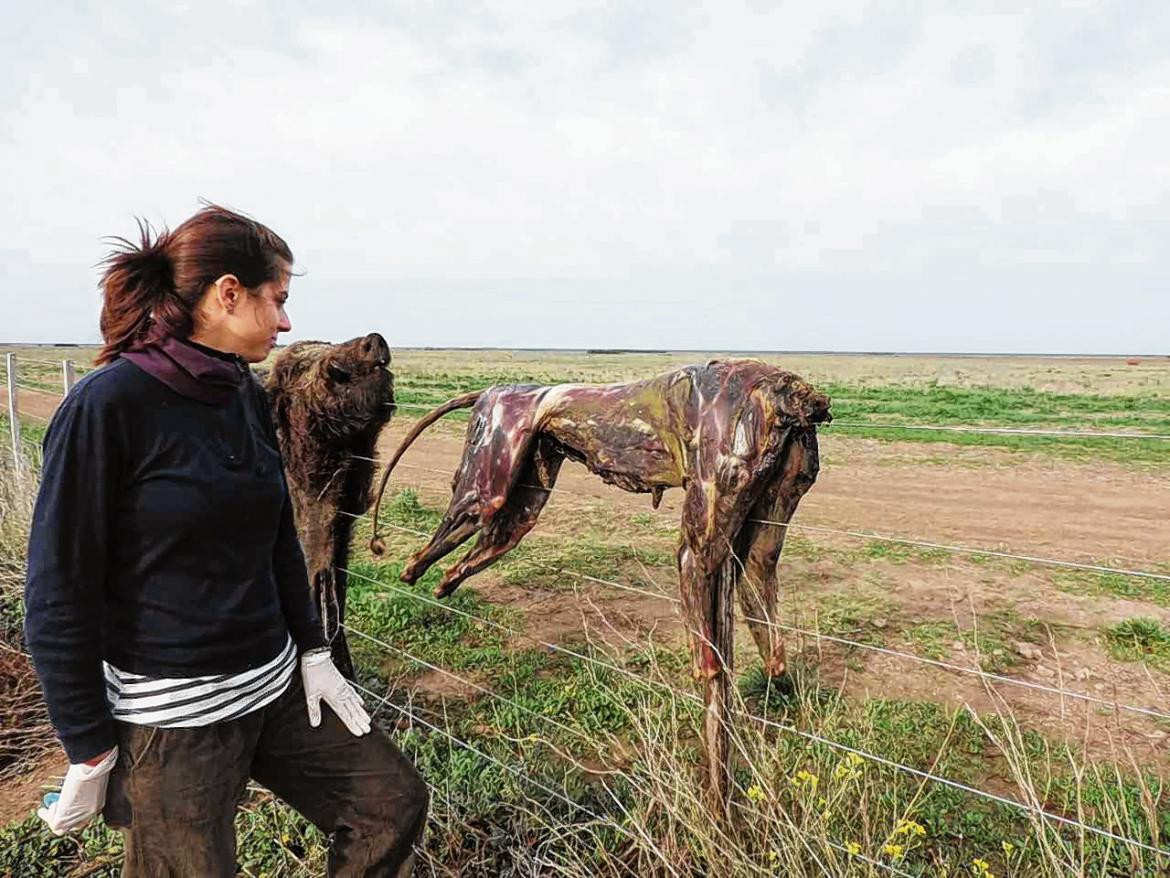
[24,343,326,763]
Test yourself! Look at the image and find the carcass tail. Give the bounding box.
[369,390,484,555]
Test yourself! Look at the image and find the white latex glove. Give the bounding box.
[37,746,118,835]
[301,649,371,736]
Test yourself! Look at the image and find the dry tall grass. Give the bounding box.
[508,647,1168,877]
[0,446,54,782]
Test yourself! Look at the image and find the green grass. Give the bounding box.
[902,610,1047,674]
[1106,618,1170,670]
[258,492,1170,871]
[859,540,951,565]
[343,533,1168,875]
[821,382,1170,427]
[0,790,330,877]
[1054,568,1170,608]
[0,415,47,458]
[904,622,1016,673]
[497,533,674,591]
[389,371,1170,465]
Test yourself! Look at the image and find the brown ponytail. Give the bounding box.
[96,205,293,365]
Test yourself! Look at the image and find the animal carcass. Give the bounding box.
[369,359,829,808]
[265,333,395,678]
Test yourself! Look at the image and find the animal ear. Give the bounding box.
[327,361,352,383]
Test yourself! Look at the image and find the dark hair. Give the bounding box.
[96,204,293,365]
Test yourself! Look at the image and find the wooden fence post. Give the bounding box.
[5,353,23,472]
[62,359,77,395]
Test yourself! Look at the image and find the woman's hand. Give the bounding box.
[37,746,118,835]
[301,649,372,736]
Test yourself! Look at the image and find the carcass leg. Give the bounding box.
[433,438,564,597]
[399,445,497,584]
[678,481,742,819]
[400,507,482,585]
[312,567,356,680]
[402,394,543,586]
[702,555,736,817]
[737,429,820,678]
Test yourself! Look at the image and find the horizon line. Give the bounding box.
[0,342,1165,359]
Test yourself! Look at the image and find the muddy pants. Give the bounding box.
[103,675,428,877]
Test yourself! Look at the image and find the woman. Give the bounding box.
[24,205,428,877]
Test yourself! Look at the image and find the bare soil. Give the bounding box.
[0,386,60,424]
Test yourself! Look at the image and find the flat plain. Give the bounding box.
[2,344,1168,876]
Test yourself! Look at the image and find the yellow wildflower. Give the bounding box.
[818,797,832,820]
[894,818,926,837]
[834,752,865,782]
[790,769,819,793]
[883,843,904,861]
[746,784,766,804]
[1001,841,1015,857]
[845,841,862,856]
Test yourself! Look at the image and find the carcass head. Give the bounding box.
[265,332,395,441]
[769,371,832,429]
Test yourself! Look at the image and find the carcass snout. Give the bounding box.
[777,382,832,427]
[806,391,831,425]
[360,332,390,367]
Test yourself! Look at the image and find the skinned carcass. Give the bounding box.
[264,333,395,678]
[369,359,829,809]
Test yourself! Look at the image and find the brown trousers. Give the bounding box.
[103,676,428,877]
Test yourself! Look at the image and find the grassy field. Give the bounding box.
[1,346,1168,875]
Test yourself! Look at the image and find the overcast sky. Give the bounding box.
[2,2,1166,353]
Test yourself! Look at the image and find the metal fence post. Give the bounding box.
[5,352,23,471]
[62,359,77,395]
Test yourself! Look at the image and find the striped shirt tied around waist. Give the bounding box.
[104,636,297,728]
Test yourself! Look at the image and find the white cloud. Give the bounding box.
[1,1,1166,351]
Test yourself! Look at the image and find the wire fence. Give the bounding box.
[0,352,93,372]
[349,639,918,877]
[335,401,1170,865]
[9,361,1165,721]
[339,561,1170,860]
[5,351,1168,866]
[342,498,1168,719]
[339,446,1170,721]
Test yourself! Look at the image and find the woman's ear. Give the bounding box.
[213,274,243,314]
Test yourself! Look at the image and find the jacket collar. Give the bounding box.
[121,336,247,406]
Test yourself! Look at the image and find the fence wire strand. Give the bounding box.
[748,517,1170,584]
[826,420,1170,441]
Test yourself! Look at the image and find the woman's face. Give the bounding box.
[223,264,293,363]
